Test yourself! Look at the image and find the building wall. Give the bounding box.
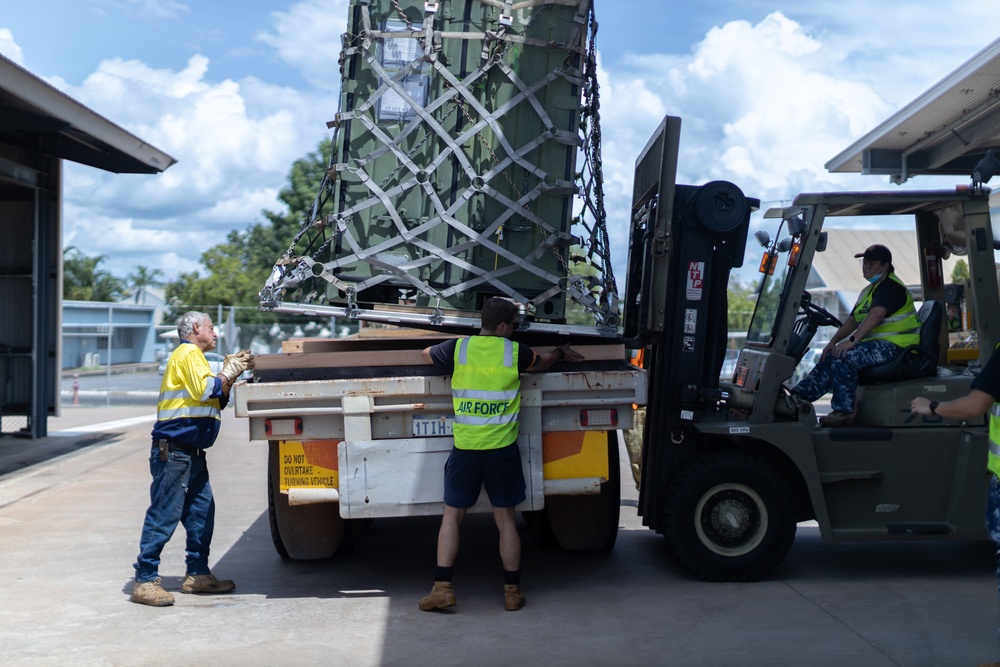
[62,301,156,369]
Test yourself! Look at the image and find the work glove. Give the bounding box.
[220,349,254,383]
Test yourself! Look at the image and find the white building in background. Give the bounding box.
[61,301,158,370]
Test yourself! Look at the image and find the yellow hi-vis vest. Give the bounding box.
[989,405,1000,478]
[852,273,920,348]
[451,336,521,450]
[156,343,221,423]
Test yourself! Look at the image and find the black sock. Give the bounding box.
[434,566,453,582]
[503,569,520,585]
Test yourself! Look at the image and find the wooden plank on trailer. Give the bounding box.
[256,344,626,371]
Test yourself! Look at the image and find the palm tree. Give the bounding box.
[127,265,164,304]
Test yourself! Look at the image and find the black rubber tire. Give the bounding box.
[266,440,352,560]
[662,450,796,581]
[528,431,621,551]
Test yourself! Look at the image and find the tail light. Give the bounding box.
[580,409,618,427]
[265,418,303,437]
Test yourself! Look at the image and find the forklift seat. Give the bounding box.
[858,300,943,385]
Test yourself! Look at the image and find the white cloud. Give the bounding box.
[593,10,980,282]
[256,0,350,92]
[53,52,338,280]
[0,28,24,65]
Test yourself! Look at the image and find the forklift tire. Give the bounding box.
[267,441,357,560]
[662,450,796,581]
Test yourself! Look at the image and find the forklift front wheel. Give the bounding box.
[663,451,797,581]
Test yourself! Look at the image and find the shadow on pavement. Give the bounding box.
[0,430,124,479]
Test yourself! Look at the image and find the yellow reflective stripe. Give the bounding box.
[881,311,914,324]
[865,328,919,339]
[458,337,513,367]
[455,413,519,426]
[454,388,520,400]
[157,405,220,420]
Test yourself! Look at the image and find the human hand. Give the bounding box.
[831,338,855,358]
[910,397,932,415]
[559,345,584,363]
[220,351,253,383]
[235,349,255,369]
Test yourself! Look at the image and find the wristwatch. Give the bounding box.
[929,400,939,416]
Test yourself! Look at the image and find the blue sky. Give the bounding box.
[1,0,998,288]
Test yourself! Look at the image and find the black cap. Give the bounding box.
[854,244,892,263]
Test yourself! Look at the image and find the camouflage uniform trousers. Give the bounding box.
[791,339,899,414]
[987,476,1000,594]
[623,407,645,491]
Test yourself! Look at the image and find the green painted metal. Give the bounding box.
[262,0,617,332]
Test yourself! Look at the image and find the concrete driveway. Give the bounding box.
[0,405,998,666]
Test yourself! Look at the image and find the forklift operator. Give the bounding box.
[791,244,920,426]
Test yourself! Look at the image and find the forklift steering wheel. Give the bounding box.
[802,293,842,329]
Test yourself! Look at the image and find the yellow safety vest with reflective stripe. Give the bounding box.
[989,404,1000,478]
[156,343,222,423]
[451,336,520,450]
[852,273,920,348]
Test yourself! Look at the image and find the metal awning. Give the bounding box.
[826,36,1000,184]
[0,54,176,175]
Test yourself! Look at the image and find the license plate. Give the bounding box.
[412,414,453,437]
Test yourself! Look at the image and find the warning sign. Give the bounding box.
[686,261,704,301]
[684,308,697,334]
[279,440,340,490]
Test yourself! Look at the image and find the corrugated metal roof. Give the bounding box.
[814,229,921,289]
[826,36,1000,183]
[0,54,176,174]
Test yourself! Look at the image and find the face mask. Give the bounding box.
[868,274,881,284]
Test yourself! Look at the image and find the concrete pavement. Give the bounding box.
[1,406,1000,665]
[0,405,156,478]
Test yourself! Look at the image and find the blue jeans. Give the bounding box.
[133,444,215,582]
[792,340,899,413]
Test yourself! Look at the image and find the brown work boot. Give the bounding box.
[504,584,526,611]
[819,410,855,427]
[181,573,236,594]
[419,581,456,611]
[131,578,175,607]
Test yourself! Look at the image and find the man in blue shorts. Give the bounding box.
[419,297,582,611]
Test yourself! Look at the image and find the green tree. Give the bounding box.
[951,258,969,283]
[727,277,758,332]
[127,265,164,304]
[63,246,126,301]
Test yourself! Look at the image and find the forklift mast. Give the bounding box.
[624,116,758,522]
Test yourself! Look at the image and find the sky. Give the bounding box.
[1,0,998,291]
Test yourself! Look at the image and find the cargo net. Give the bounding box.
[260,0,618,334]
